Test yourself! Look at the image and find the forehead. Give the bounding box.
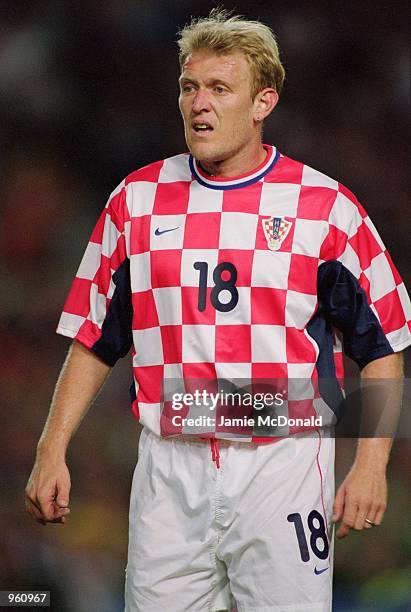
[180,51,251,83]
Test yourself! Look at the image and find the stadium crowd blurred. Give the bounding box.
[0,1,409,610]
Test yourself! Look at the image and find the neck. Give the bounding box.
[198,141,267,178]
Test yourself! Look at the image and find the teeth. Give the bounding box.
[195,124,209,130]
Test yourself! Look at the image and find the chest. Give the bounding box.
[127,182,327,325]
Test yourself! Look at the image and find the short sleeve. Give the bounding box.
[318,189,411,368]
[56,181,133,366]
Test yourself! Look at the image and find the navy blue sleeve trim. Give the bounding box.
[91,258,133,367]
[306,315,346,417]
[129,381,137,403]
[317,261,393,369]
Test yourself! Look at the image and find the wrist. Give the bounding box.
[37,438,67,462]
[353,439,391,472]
[353,455,388,474]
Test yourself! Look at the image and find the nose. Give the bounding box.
[192,88,211,114]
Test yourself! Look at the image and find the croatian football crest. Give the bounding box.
[262,217,292,251]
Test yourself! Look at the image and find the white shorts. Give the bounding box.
[125,429,334,612]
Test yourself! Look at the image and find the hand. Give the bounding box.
[25,454,71,525]
[332,463,387,539]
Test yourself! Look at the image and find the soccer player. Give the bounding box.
[25,9,410,611]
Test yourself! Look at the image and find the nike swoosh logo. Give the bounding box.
[155,226,179,236]
[314,566,329,575]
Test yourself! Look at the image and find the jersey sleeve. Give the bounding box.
[56,181,133,366]
[318,188,411,369]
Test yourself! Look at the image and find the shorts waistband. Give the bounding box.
[171,435,252,447]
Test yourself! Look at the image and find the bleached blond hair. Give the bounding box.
[177,8,285,98]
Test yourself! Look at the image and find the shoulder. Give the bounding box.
[124,152,191,187]
[275,151,365,224]
[104,153,192,220]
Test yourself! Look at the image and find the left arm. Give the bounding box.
[332,352,403,539]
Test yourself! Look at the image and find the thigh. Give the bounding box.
[125,430,234,612]
[218,433,334,612]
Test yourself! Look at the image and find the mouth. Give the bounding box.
[191,120,214,137]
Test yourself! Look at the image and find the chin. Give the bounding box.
[188,141,222,164]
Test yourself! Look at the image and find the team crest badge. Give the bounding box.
[262,217,292,251]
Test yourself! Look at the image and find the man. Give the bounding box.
[26,9,410,611]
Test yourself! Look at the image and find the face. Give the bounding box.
[178,51,262,166]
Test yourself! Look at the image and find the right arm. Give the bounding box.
[25,340,111,524]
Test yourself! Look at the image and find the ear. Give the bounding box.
[253,88,279,123]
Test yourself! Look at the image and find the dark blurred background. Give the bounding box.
[0,1,410,611]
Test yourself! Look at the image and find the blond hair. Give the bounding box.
[177,8,285,98]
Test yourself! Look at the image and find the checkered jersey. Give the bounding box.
[57,145,411,441]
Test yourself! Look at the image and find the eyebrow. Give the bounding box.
[179,76,232,88]
[179,76,195,85]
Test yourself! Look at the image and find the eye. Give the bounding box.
[181,83,195,94]
[214,85,227,94]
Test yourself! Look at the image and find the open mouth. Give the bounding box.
[192,122,214,134]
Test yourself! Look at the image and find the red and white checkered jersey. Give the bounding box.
[57,145,411,441]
